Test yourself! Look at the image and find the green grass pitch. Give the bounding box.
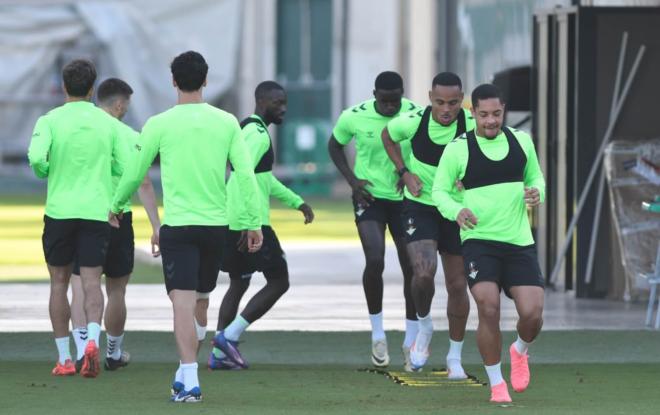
[1,331,659,414]
[0,196,357,283]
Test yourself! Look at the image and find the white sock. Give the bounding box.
[181,362,199,391]
[413,314,433,353]
[194,319,207,342]
[174,361,184,384]
[55,337,71,365]
[447,339,463,361]
[403,319,418,348]
[86,322,101,346]
[224,316,249,342]
[513,335,531,355]
[369,312,386,342]
[485,362,504,386]
[106,333,124,360]
[72,327,88,360]
[446,340,466,378]
[417,313,433,333]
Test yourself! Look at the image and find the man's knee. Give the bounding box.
[364,254,385,276]
[445,275,467,298]
[267,272,290,295]
[408,243,438,279]
[476,300,500,322]
[228,274,252,291]
[50,278,69,294]
[413,274,435,289]
[49,265,72,286]
[277,278,290,295]
[519,305,543,328]
[106,278,128,298]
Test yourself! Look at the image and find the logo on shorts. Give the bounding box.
[356,205,365,217]
[165,262,175,280]
[468,261,479,279]
[406,217,416,236]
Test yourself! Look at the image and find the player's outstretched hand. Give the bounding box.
[350,179,374,207]
[403,172,423,197]
[151,229,160,257]
[456,208,478,230]
[524,187,540,207]
[108,210,123,228]
[299,203,315,224]
[247,229,264,253]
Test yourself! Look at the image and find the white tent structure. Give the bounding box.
[0,0,242,158]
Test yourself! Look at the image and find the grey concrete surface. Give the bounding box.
[0,242,650,332]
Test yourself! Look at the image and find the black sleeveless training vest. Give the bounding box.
[411,106,467,166]
[230,116,274,173]
[461,127,527,190]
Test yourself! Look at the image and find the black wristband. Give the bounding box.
[397,166,409,177]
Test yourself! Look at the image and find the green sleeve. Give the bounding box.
[27,116,52,178]
[231,126,270,230]
[270,174,304,209]
[113,126,139,211]
[110,122,134,178]
[245,127,271,169]
[111,119,159,213]
[521,133,546,203]
[387,111,421,143]
[331,111,354,145]
[228,120,262,230]
[432,140,465,221]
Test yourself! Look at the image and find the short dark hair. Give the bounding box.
[255,81,284,100]
[97,78,133,104]
[471,83,503,107]
[432,72,462,90]
[374,71,403,90]
[170,51,208,92]
[62,59,96,97]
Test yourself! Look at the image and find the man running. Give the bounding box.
[69,78,161,372]
[433,83,545,403]
[209,81,314,370]
[382,72,474,376]
[110,51,262,403]
[28,59,129,378]
[328,71,420,370]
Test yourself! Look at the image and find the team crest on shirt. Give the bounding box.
[366,131,374,138]
[468,262,479,279]
[406,217,416,235]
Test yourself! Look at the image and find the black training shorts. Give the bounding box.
[42,215,111,267]
[462,239,544,297]
[221,226,287,279]
[73,212,134,278]
[401,198,462,255]
[159,224,226,293]
[352,196,405,239]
